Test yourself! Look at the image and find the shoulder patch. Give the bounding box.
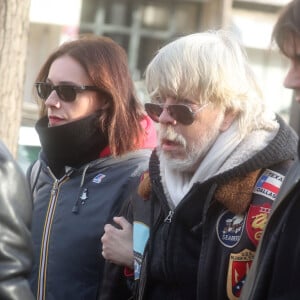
[246,202,271,246]
[216,210,245,248]
[253,169,284,201]
[92,173,106,183]
[138,171,151,200]
[227,249,255,300]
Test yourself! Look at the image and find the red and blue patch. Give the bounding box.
[253,169,284,201]
[217,210,245,248]
[227,249,255,300]
[92,173,106,184]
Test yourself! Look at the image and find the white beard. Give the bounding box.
[159,120,244,207]
[158,114,224,172]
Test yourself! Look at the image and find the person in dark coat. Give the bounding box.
[28,35,156,300]
[0,140,34,300]
[241,1,300,299]
[100,30,298,300]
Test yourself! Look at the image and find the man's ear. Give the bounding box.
[220,109,237,132]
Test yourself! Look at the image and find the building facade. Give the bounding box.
[19,0,295,169]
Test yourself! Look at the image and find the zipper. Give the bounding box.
[164,210,174,223]
[137,179,166,300]
[37,179,59,300]
[37,170,70,300]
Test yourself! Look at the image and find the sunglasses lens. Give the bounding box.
[57,86,76,102]
[145,103,195,125]
[145,103,163,122]
[36,83,52,100]
[168,105,194,125]
[35,83,79,102]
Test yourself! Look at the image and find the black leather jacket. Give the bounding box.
[0,141,34,300]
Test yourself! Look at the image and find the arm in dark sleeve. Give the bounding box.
[99,195,134,300]
[0,141,35,300]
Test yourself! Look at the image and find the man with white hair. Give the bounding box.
[100,30,297,300]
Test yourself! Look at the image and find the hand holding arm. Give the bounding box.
[101,216,134,268]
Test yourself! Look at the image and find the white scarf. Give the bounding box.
[159,120,279,208]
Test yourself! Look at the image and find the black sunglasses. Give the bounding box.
[35,82,100,102]
[144,102,208,125]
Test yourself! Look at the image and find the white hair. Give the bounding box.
[145,30,278,138]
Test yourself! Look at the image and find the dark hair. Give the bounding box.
[35,35,145,156]
[272,0,300,55]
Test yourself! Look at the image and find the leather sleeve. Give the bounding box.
[98,196,134,300]
[0,142,35,300]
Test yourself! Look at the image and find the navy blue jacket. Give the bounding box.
[29,150,152,300]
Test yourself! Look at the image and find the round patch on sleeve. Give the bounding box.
[217,210,245,248]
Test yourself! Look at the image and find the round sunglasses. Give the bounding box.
[35,82,100,102]
[144,102,208,125]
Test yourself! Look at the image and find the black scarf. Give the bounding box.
[35,113,108,177]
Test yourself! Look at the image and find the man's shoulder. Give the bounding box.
[272,159,300,208]
[0,140,14,162]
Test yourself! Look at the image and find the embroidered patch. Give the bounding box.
[217,210,245,248]
[246,203,271,246]
[253,169,284,201]
[227,249,255,300]
[92,173,106,183]
[133,221,149,280]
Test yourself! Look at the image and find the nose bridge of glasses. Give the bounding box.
[51,85,75,102]
[43,86,63,104]
[47,86,60,100]
[162,103,205,125]
[157,104,177,124]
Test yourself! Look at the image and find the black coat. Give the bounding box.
[0,140,34,300]
[100,116,298,300]
[134,157,294,300]
[241,155,300,300]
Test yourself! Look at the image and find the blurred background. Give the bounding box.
[18,0,297,172]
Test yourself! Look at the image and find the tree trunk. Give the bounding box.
[0,0,30,157]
